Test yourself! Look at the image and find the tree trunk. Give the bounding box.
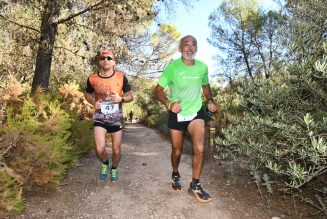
[32,0,60,91]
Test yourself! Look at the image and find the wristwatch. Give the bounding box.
[121,97,125,103]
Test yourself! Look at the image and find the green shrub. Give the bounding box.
[0,170,25,217]
[5,93,76,189]
[0,86,95,215]
[218,55,327,211]
[69,119,94,155]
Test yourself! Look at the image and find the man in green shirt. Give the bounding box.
[154,35,217,203]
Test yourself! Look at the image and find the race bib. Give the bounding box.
[101,102,119,114]
[177,113,197,122]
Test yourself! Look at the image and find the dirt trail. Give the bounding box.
[11,123,279,219]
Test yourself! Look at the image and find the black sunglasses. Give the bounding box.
[100,56,113,61]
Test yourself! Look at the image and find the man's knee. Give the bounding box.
[172,147,182,157]
[95,144,105,154]
[193,145,204,154]
[112,147,121,156]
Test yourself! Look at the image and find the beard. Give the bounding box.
[181,51,195,61]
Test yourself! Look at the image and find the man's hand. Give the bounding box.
[95,99,102,109]
[207,100,217,113]
[110,91,122,103]
[171,99,182,113]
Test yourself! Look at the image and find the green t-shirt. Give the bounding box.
[158,58,209,116]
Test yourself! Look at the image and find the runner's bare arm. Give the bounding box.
[122,90,133,103]
[202,84,217,112]
[202,84,213,101]
[154,84,169,106]
[85,92,96,106]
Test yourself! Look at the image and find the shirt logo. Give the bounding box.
[182,76,200,79]
[178,71,186,76]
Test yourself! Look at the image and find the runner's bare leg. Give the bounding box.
[111,130,123,167]
[94,126,108,162]
[169,129,184,172]
[187,119,205,179]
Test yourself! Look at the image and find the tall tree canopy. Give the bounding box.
[123,23,181,79]
[208,0,284,82]
[0,0,189,90]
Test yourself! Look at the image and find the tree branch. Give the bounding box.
[295,167,327,189]
[0,14,40,33]
[54,46,87,59]
[55,0,117,25]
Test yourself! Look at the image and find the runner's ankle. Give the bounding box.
[172,171,180,178]
[191,178,200,188]
[103,159,109,166]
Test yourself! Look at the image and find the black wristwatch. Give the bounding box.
[121,97,125,103]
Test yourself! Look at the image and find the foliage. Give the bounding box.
[208,0,327,213]
[0,0,189,90]
[0,78,94,216]
[127,76,169,131]
[218,68,327,210]
[213,0,327,213]
[69,119,94,155]
[208,0,285,81]
[58,80,93,119]
[285,0,327,63]
[0,170,25,216]
[123,23,181,79]
[5,92,75,188]
[137,87,168,132]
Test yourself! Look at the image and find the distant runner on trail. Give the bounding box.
[129,110,134,122]
[84,49,133,182]
[154,35,217,203]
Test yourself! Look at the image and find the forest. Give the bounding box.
[0,0,326,217]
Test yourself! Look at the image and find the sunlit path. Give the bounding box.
[12,123,264,219]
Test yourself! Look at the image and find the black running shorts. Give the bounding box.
[168,108,205,131]
[94,122,122,133]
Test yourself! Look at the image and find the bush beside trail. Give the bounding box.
[214,54,327,215]
[0,80,94,217]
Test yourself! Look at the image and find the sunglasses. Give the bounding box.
[99,56,113,61]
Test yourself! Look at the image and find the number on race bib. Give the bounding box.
[101,102,119,114]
